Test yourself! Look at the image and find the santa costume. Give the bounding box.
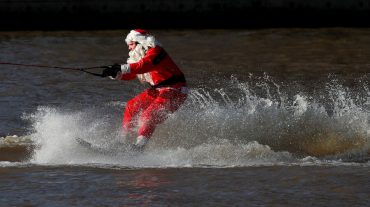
[117,29,188,148]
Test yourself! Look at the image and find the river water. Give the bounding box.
[0,29,369,206]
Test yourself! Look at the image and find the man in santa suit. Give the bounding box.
[102,29,188,150]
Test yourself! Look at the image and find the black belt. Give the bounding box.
[152,74,186,88]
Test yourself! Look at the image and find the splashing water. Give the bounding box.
[13,74,370,167]
[158,74,370,162]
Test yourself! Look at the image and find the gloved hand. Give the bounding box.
[102,64,121,78]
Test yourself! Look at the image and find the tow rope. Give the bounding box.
[0,61,107,77]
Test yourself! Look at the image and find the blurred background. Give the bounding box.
[1,0,370,30]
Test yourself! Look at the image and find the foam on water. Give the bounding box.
[3,74,369,168]
[22,106,294,167]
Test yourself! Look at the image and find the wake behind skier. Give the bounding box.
[102,29,188,150]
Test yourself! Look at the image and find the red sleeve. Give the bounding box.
[128,47,162,74]
[119,73,136,80]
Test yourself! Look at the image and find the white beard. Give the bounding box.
[127,44,146,63]
[126,44,154,84]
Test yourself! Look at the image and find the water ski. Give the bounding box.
[75,137,111,153]
[75,137,144,153]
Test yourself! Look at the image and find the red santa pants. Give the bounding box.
[122,87,187,139]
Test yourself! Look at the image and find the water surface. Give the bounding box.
[0,29,369,206]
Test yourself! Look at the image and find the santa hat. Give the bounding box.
[125,29,160,48]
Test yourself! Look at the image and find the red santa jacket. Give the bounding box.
[119,46,186,89]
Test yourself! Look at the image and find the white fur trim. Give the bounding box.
[137,73,154,85]
[120,64,130,74]
[125,30,161,49]
[125,30,146,44]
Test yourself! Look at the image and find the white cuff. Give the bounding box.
[121,64,131,74]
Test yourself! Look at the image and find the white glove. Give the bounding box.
[121,64,131,74]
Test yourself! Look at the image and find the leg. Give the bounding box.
[122,89,157,135]
[137,88,187,139]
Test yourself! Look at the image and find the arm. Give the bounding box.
[125,47,164,75]
[118,73,136,80]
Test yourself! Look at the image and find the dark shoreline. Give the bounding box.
[1,0,370,30]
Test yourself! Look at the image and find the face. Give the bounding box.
[128,42,137,51]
